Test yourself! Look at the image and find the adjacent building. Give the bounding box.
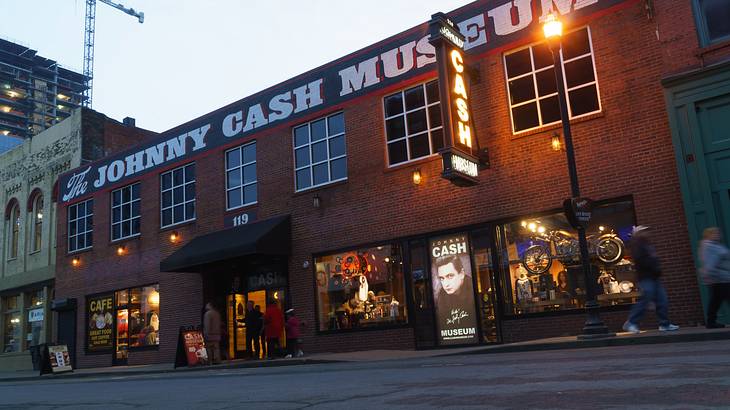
[0,108,152,371]
[0,38,88,153]
[53,0,730,368]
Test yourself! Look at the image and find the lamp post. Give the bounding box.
[543,13,612,339]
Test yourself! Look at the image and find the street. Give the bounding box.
[1,340,729,409]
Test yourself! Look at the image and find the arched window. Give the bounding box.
[32,194,43,252]
[9,203,20,259]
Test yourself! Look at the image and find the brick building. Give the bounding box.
[53,0,730,368]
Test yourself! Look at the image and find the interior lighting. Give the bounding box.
[148,290,160,305]
[521,221,527,228]
[1,106,10,113]
[599,226,605,232]
[537,226,546,234]
[1,131,9,136]
[528,222,537,232]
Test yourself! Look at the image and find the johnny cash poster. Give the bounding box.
[430,234,478,345]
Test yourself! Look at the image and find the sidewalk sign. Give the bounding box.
[40,345,73,375]
[174,326,209,368]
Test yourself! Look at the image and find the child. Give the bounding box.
[284,309,304,358]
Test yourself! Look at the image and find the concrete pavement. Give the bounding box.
[1,326,729,383]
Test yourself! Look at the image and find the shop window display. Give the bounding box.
[3,295,21,352]
[498,199,638,315]
[315,244,407,331]
[25,289,45,349]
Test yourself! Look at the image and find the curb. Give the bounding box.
[0,358,341,383]
[443,329,730,357]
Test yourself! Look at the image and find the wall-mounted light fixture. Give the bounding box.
[169,231,179,243]
[412,169,422,185]
[71,257,80,267]
[313,194,321,209]
[116,245,127,256]
[551,132,564,152]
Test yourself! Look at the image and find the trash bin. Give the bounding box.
[29,344,46,371]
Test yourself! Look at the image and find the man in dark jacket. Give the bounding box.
[623,225,679,333]
[244,301,262,359]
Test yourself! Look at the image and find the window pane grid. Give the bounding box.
[384,81,442,166]
[161,164,196,227]
[294,112,347,191]
[504,27,600,134]
[225,142,257,210]
[68,199,93,252]
[111,184,141,241]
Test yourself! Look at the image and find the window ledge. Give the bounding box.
[696,38,730,60]
[109,234,141,246]
[509,111,605,141]
[225,202,259,214]
[292,179,349,197]
[384,154,440,174]
[159,219,196,233]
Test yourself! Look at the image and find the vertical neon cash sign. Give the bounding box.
[449,49,472,151]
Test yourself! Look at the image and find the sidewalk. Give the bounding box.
[2,326,729,383]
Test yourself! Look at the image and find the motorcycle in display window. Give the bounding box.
[521,229,624,275]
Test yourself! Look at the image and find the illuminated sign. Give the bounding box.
[429,12,481,186]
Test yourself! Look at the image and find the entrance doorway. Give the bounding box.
[226,289,286,359]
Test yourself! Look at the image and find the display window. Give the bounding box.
[2,295,21,352]
[25,289,45,349]
[498,199,638,315]
[315,244,407,331]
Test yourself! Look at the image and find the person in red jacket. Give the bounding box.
[284,309,305,358]
[263,299,284,359]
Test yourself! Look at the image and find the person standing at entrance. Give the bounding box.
[203,302,223,364]
[244,301,263,358]
[263,299,284,359]
[698,227,730,328]
[623,226,680,334]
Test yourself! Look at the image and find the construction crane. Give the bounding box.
[82,0,144,108]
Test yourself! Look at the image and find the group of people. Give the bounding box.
[622,225,730,333]
[203,298,304,364]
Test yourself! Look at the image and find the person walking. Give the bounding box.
[623,225,680,334]
[284,309,304,358]
[263,299,284,359]
[244,301,262,359]
[698,227,730,328]
[203,302,223,364]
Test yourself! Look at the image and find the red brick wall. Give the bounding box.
[55,0,717,367]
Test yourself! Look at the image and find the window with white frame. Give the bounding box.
[68,199,93,252]
[31,194,43,252]
[383,80,443,166]
[693,0,730,46]
[293,112,347,191]
[225,142,257,209]
[111,183,141,241]
[504,27,600,134]
[160,163,196,228]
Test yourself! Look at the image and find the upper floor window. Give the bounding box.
[161,163,195,228]
[32,194,43,253]
[693,0,730,46]
[384,81,443,166]
[68,199,93,253]
[293,112,347,191]
[8,203,20,259]
[226,142,257,209]
[111,183,141,241]
[504,27,600,134]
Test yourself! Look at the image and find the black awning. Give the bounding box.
[160,215,290,273]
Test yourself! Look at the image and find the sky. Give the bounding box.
[1,0,471,133]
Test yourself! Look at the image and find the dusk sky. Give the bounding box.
[1,0,470,132]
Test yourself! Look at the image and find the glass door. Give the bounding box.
[114,309,129,365]
[471,228,500,343]
[227,294,247,359]
[409,239,436,348]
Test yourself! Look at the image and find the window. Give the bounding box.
[694,0,730,45]
[8,203,20,259]
[383,81,443,166]
[160,163,195,228]
[497,199,638,316]
[3,295,21,353]
[315,244,407,331]
[111,183,141,241]
[504,27,600,133]
[225,142,257,209]
[68,199,93,252]
[32,194,43,252]
[25,289,45,348]
[294,113,347,191]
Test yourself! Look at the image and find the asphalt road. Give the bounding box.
[1,340,729,409]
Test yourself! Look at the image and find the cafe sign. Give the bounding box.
[429,13,482,187]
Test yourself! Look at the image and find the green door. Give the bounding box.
[664,62,730,325]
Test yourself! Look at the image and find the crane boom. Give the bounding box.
[82,0,143,108]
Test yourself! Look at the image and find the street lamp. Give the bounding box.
[543,12,612,339]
